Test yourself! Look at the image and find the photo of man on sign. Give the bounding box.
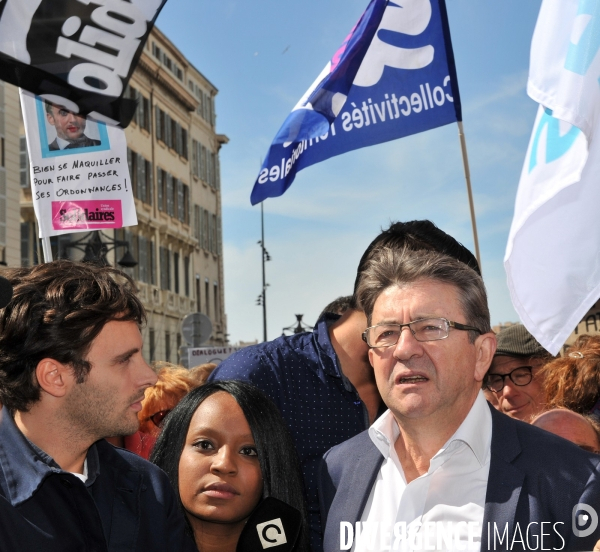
[35,97,110,158]
[45,101,101,151]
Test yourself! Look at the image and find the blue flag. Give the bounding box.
[251,0,462,205]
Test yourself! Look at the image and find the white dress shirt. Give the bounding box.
[353,391,492,552]
[54,136,72,150]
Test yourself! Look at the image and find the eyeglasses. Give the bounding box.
[148,409,172,428]
[484,366,533,392]
[362,317,482,348]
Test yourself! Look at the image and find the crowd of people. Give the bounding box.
[1,220,600,551]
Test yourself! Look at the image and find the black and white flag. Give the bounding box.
[0,0,168,126]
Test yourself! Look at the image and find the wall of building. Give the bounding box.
[0,83,21,267]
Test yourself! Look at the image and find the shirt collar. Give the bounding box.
[0,407,101,506]
[368,390,492,468]
[55,136,71,150]
[314,312,343,378]
[443,390,492,467]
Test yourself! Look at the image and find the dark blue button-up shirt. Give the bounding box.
[208,314,384,552]
[0,407,196,552]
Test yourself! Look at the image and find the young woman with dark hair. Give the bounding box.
[150,380,309,552]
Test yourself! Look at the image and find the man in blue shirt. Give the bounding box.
[0,261,196,552]
[209,220,480,552]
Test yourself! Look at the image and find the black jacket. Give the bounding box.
[0,407,196,552]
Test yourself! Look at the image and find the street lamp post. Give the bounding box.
[282,314,313,336]
[257,202,271,342]
[58,231,137,268]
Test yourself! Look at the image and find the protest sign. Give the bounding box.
[20,89,137,238]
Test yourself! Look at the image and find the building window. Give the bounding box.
[211,214,217,254]
[150,240,156,286]
[157,168,164,211]
[207,151,214,189]
[184,256,190,297]
[196,275,201,313]
[174,252,179,295]
[138,94,150,131]
[20,222,30,267]
[155,106,166,142]
[160,247,171,290]
[20,137,29,188]
[205,280,210,317]
[165,331,171,362]
[127,150,153,205]
[138,235,148,283]
[200,145,207,182]
[137,153,146,202]
[181,127,188,160]
[149,328,155,362]
[194,204,201,241]
[177,181,190,224]
[126,85,150,131]
[214,283,219,323]
[203,209,209,250]
[166,174,174,217]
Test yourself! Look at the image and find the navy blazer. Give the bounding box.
[319,405,600,551]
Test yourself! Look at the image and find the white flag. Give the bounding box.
[505,0,600,354]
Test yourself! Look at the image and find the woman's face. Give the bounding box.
[178,392,263,525]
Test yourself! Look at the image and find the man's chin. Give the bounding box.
[389,397,433,420]
[103,418,141,439]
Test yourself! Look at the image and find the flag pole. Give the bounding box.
[457,121,482,271]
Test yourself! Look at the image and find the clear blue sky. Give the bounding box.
[156,0,543,344]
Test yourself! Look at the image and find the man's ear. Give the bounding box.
[35,359,72,398]
[45,112,55,126]
[473,332,497,383]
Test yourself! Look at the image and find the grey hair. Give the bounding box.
[356,247,491,342]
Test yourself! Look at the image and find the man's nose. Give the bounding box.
[392,325,423,360]
[499,378,521,399]
[138,358,158,388]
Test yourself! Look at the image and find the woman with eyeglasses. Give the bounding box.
[150,380,309,552]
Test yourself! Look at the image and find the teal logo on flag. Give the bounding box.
[565,0,600,76]
[529,109,581,173]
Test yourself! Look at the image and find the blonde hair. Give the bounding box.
[139,364,198,435]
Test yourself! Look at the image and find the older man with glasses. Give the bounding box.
[319,247,600,552]
[483,324,553,422]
